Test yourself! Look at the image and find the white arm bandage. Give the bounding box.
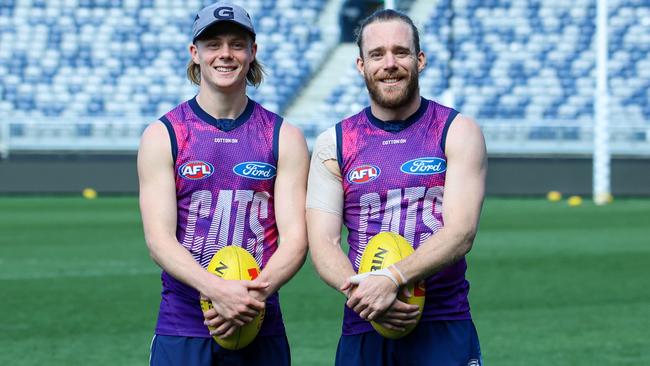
[306,127,344,216]
[347,265,407,288]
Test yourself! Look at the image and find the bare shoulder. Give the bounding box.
[449,114,483,138]
[446,114,486,156]
[278,120,308,163]
[279,120,306,142]
[138,121,172,168]
[140,120,169,144]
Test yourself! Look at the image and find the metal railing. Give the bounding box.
[1,117,649,157]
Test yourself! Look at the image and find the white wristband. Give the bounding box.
[348,267,400,287]
[388,264,406,286]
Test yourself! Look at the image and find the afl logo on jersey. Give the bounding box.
[347,165,381,184]
[400,157,447,175]
[233,162,277,180]
[179,161,214,180]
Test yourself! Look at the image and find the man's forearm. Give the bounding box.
[145,232,220,296]
[310,239,356,293]
[395,225,476,284]
[255,236,308,296]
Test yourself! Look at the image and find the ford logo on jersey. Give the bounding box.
[400,157,447,175]
[348,165,381,184]
[233,162,277,180]
[179,161,214,180]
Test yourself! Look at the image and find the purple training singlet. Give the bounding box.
[154,97,285,337]
[337,97,472,335]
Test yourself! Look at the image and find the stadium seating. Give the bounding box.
[323,0,649,128]
[0,0,648,152]
[0,0,327,122]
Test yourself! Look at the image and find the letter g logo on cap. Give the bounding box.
[214,7,234,19]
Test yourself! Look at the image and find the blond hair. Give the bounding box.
[186,57,264,87]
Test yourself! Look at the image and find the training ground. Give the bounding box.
[0,197,648,365]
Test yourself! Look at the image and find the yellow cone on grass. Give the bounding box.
[82,188,98,199]
[547,191,562,202]
[567,195,582,207]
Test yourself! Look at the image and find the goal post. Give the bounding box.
[593,0,611,205]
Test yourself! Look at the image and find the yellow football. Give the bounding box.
[358,232,425,339]
[200,246,265,350]
[82,187,97,199]
[568,195,583,207]
[546,190,562,202]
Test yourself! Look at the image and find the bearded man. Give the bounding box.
[306,9,487,366]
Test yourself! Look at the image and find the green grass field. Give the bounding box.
[1,197,649,365]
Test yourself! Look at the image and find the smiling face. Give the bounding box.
[189,23,257,92]
[357,20,425,110]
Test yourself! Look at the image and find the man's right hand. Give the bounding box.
[202,278,268,336]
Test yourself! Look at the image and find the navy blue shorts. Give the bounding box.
[335,320,482,366]
[150,334,290,366]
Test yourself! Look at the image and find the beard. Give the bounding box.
[364,68,419,109]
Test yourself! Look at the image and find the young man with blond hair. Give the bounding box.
[138,2,308,365]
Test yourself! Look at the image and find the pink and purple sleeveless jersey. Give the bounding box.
[337,98,472,335]
[154,97,285,337]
